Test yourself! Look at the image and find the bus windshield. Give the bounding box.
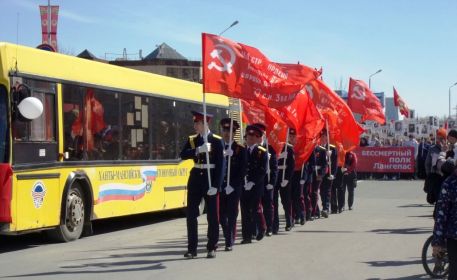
[0,86,7,163]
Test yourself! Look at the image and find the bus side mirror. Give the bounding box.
[17,97,43,120]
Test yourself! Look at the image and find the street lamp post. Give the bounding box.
[219,20,239,36]
[449,82,457,118]
[368,69,382,89]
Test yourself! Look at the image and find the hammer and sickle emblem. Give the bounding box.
[208,43,236,74]
[352,85,366,100]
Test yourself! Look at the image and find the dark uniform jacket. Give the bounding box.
[325,144,338,177]
[301,152,315,184]
[180,133,225,192]
[313,145,328,179]
[223,141,248,192]
[246,144,268,191]
[277,144,295,183]
[263,144,278,187]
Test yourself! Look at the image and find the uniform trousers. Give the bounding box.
[291,171,305,221]
[186,170,219,253]
[241,185,265,241]
[219,189,240,248]
[262,187,274,233]
[311,178,323,217]
[274,183,293,230]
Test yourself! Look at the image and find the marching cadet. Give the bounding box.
[219,118,247,251]
[302,151,316,221]
[253,123,278,237]
[240,125,268,244]
[180,111,225,259]
[273,129,295,232]
[288,129,306,225]
[311,136,328,220]
[319,129,337,218]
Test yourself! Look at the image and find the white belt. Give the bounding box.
[278,166,287,170]
[194,164,215,169]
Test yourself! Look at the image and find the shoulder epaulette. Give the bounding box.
[318,145,326,150]
[189,134,197,149]
[189,134,197,139]
[329,144,336,148]
[212,134,222,140]
[258,146,267,152]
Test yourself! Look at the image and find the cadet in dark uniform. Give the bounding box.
[331,163,344,214]
[219,118,247,251]
[311,141,328,219]
[288,129,305,225]
[302,151,315,221]
[320,130,337,218]
[338,150,358,211]
[180,111,225,259]
[253,123,278,237]
[273,130,295,232]
[240,125,268,244]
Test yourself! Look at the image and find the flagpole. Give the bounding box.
[202,92,212,189]
[226,117,234,188]
[281,128,290,182]
[326,120,334,180]
[239,99,244,143]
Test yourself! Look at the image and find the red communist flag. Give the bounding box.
[393,87,409,118]
[241,100,288,155]
[202,33,318,108]
[347,78,386,125]
[305,79,365,165]
[274,91,324,169]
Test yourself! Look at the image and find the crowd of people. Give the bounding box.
[179,111,357,259]
[418,128,457,279]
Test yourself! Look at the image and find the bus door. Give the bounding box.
[11,77,61,231]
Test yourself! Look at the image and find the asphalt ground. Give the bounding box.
[0,180,434,280]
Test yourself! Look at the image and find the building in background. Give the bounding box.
[109,43,201,82]
[374,92,385,107]
[385,97,399,122]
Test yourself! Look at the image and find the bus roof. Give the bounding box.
[0,42,228,106]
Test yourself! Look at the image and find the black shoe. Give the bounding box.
[256,232,265,241]
[294,219,299,225]
[240,239,252,244]
[331,210,337,214]
[349,207,353,210]
[184,251,197,259]
[309,216,314,221]
[272,230,279,235]
[285,226,291,231]
[300,219,305,225]
[266,231,272,237]
[224,246,232,252]
[322,211,329,218]
[207,250,216,258]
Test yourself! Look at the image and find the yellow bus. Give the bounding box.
[0,42,229,241]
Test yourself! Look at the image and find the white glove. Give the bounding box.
[326,150,332,157]
[268,153,272,160]
[299,179,305,185]
[280,180,289,188]
[244,181,254,191]
[207,187,218,196]
[266,184,274,190]
[341,167,347,173]
[196,143,211,154]
[223,148,233,157]
[225,185,234,195]
[278,151,288,159]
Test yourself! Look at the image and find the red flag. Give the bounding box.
[347,78,386,125]
[241,100,288,155]
[393,87,409,118]
[305,79,364,155]
[202,33,318,108]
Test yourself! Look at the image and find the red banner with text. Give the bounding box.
[353,147,415,173]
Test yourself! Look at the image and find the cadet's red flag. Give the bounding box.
[241,100,288,155]
[347,78,386,125]
[305,79,364,165]
[202,33,318,108]
[393,87,409,118]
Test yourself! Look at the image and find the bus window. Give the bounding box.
[121,94,150,160]
[11,78,57,164]
[0,86,8,163]
[151,97,177,160]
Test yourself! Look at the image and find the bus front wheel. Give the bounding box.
[48,183,86,242]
